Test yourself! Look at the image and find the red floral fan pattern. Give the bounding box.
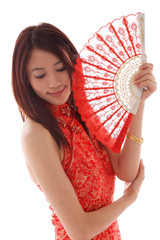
[73,13,145,153]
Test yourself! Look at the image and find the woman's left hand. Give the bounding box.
[134,63,157,102]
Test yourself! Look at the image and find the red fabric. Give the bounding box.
[38,103,121,240]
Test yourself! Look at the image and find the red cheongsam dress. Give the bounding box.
[38,103,121,240]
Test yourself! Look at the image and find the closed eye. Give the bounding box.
[56,66,66,72]
[35,74,46,79]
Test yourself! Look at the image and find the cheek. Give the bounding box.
[30,80,44,93]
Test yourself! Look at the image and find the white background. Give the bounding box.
[0,0,160,239]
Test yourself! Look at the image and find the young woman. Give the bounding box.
[12,23,156,240]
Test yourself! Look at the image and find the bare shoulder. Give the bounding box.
[21,118,51,142]
[21,118,60,165]
[21,118,58,147]
[21,119,60,185]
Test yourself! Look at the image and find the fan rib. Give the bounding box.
[86,45,119,69]
[81,59,115,75]
[87,93,115,102]
[110,23,130,58]
[109,110,127,137]
[95,100,118,115]
[85,87,113,91]
[86,100,117,119]
[101,106,122,127]
[87,101,120,131]
[96,33,124,63]
[123,17,136,55]
[83,75,114,81]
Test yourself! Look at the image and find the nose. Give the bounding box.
[48,73,61,89]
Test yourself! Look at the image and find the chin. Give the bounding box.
[48,93,71,106]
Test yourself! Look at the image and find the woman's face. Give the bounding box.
[27,49,71,105]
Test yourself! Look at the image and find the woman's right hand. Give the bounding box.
[123,159,145,204]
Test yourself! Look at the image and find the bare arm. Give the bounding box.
[21,121,144,240]
[108,100,144,182]
[108,63,156,182]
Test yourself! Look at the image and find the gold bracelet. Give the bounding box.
[127,132,144,144]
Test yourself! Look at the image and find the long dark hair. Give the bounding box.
[12,22,81,149]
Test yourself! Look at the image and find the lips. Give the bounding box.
[48,86,66,97]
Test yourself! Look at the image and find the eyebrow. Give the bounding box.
[31,60,62,72]
[31,67,44,72]
[54,60,62,66]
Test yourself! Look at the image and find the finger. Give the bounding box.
[135,80,157,92]
[139,63,153,70]
[134,73,155,84]
[134,69,154,82]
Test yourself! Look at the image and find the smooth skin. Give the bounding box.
[22,49,156,240]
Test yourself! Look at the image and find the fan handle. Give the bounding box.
[137,13,148,90]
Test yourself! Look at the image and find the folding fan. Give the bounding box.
[73,13,146,153]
